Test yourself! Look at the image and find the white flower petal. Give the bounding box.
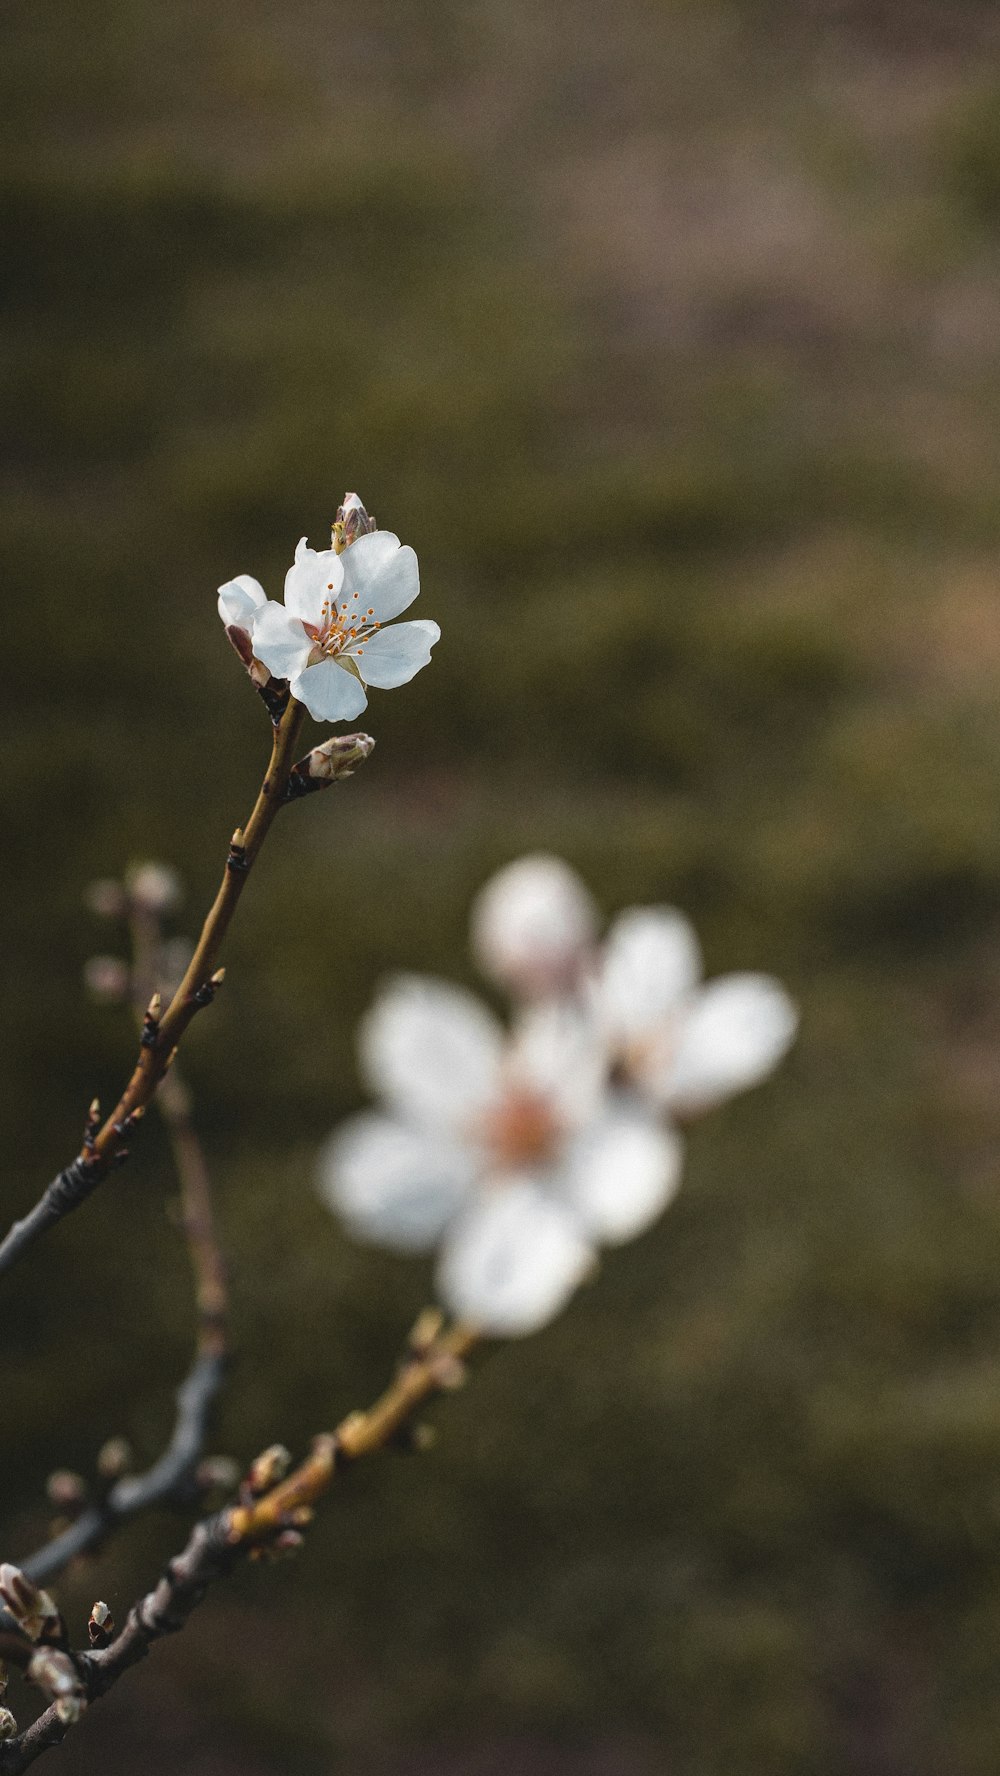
[217,574,267,631]
[347,619,440,689]
[596,907,703,1042]
[283,537,345,624]
[290,657,369,722]
[252,601,313,680]
[471,854,599,997]
[660,974,798,1114]
[508,999,606,1129]
[317,1113,474,1253]
[341,531,420,624]
[436,1180,593,1336]
[361,975,504,1132]
[559,1101,683,1244]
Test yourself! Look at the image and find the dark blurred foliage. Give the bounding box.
[5,2,1000,1771]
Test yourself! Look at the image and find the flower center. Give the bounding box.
[480,1086,560,1170]
[304,587,382,663]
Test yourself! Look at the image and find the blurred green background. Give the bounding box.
[5,1,1000,1770]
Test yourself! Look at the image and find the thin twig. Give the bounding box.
[127,898,228,1357]
[0,1318,478,1772]
[0,700,305,1279]
[18,1350,226,1589]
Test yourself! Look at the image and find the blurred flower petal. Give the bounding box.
[560,1100,683,1243]
[361,976,505,1131]
[318,1113,475,1252]
[471,854,599,998]
[659,974,798,1114]
[437,1180,593,1336]
[596,907,702,1041]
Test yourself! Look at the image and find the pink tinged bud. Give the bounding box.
[45,1471,86,1513]
[83,956,130,1004]
[332,491,377,551]
[96,1436,133,1480]
[126,861,182,915]
[84,878,126,919]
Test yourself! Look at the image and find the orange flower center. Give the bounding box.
[479,1087,560,1169]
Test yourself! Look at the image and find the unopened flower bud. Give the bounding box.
[332,491,377,551]
[273,1528,305,1556]
[408,1308,444,1355]
[0,1566,61,1643]
[125,862,182,916]
[0,1708,16,1740]
[246,1445,292,1495]
[195,1455,240,1495]
[45,1471,86,1514]
[96,1437,133,1481]
[84,878,126,920]
[27,1648,78,1699]
[87,1601,114,1648]
[83,956,130,1004]
[284,734,376,802]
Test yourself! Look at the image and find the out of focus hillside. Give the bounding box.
[6,3,1000,1772]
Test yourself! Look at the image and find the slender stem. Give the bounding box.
[0,701,305,1280]
[0,1319,478,1772]
[128,903,228,1357]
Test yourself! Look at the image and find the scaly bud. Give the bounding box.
[0,1708,16,1740]
[0,1567,62,1644]
[27,1648,80,1700]
[45,1472,86,1515]
[245,1444,292,1496]
[125,862,182,916]
[87,1601,114,1649]
[332,491,377,552]
[84,878,125,920]
[83,955,130,1005]
[284,734,376,802]
[96,1436,133,1481]
[195,1455,240,1495]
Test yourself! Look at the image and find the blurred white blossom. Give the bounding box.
[471,853,599,998]
[593,906,798,1116]
[318,858,797,1339]
[318,977,680,1336]
[218,516,439,723]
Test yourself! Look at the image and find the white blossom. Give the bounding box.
[318,976,681,1337]
[218,523,439,723]
[471,854,599,998]
[593,905,798,1116]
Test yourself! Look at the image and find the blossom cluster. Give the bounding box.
[217,494,439,724]
[318,857,798,1337]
